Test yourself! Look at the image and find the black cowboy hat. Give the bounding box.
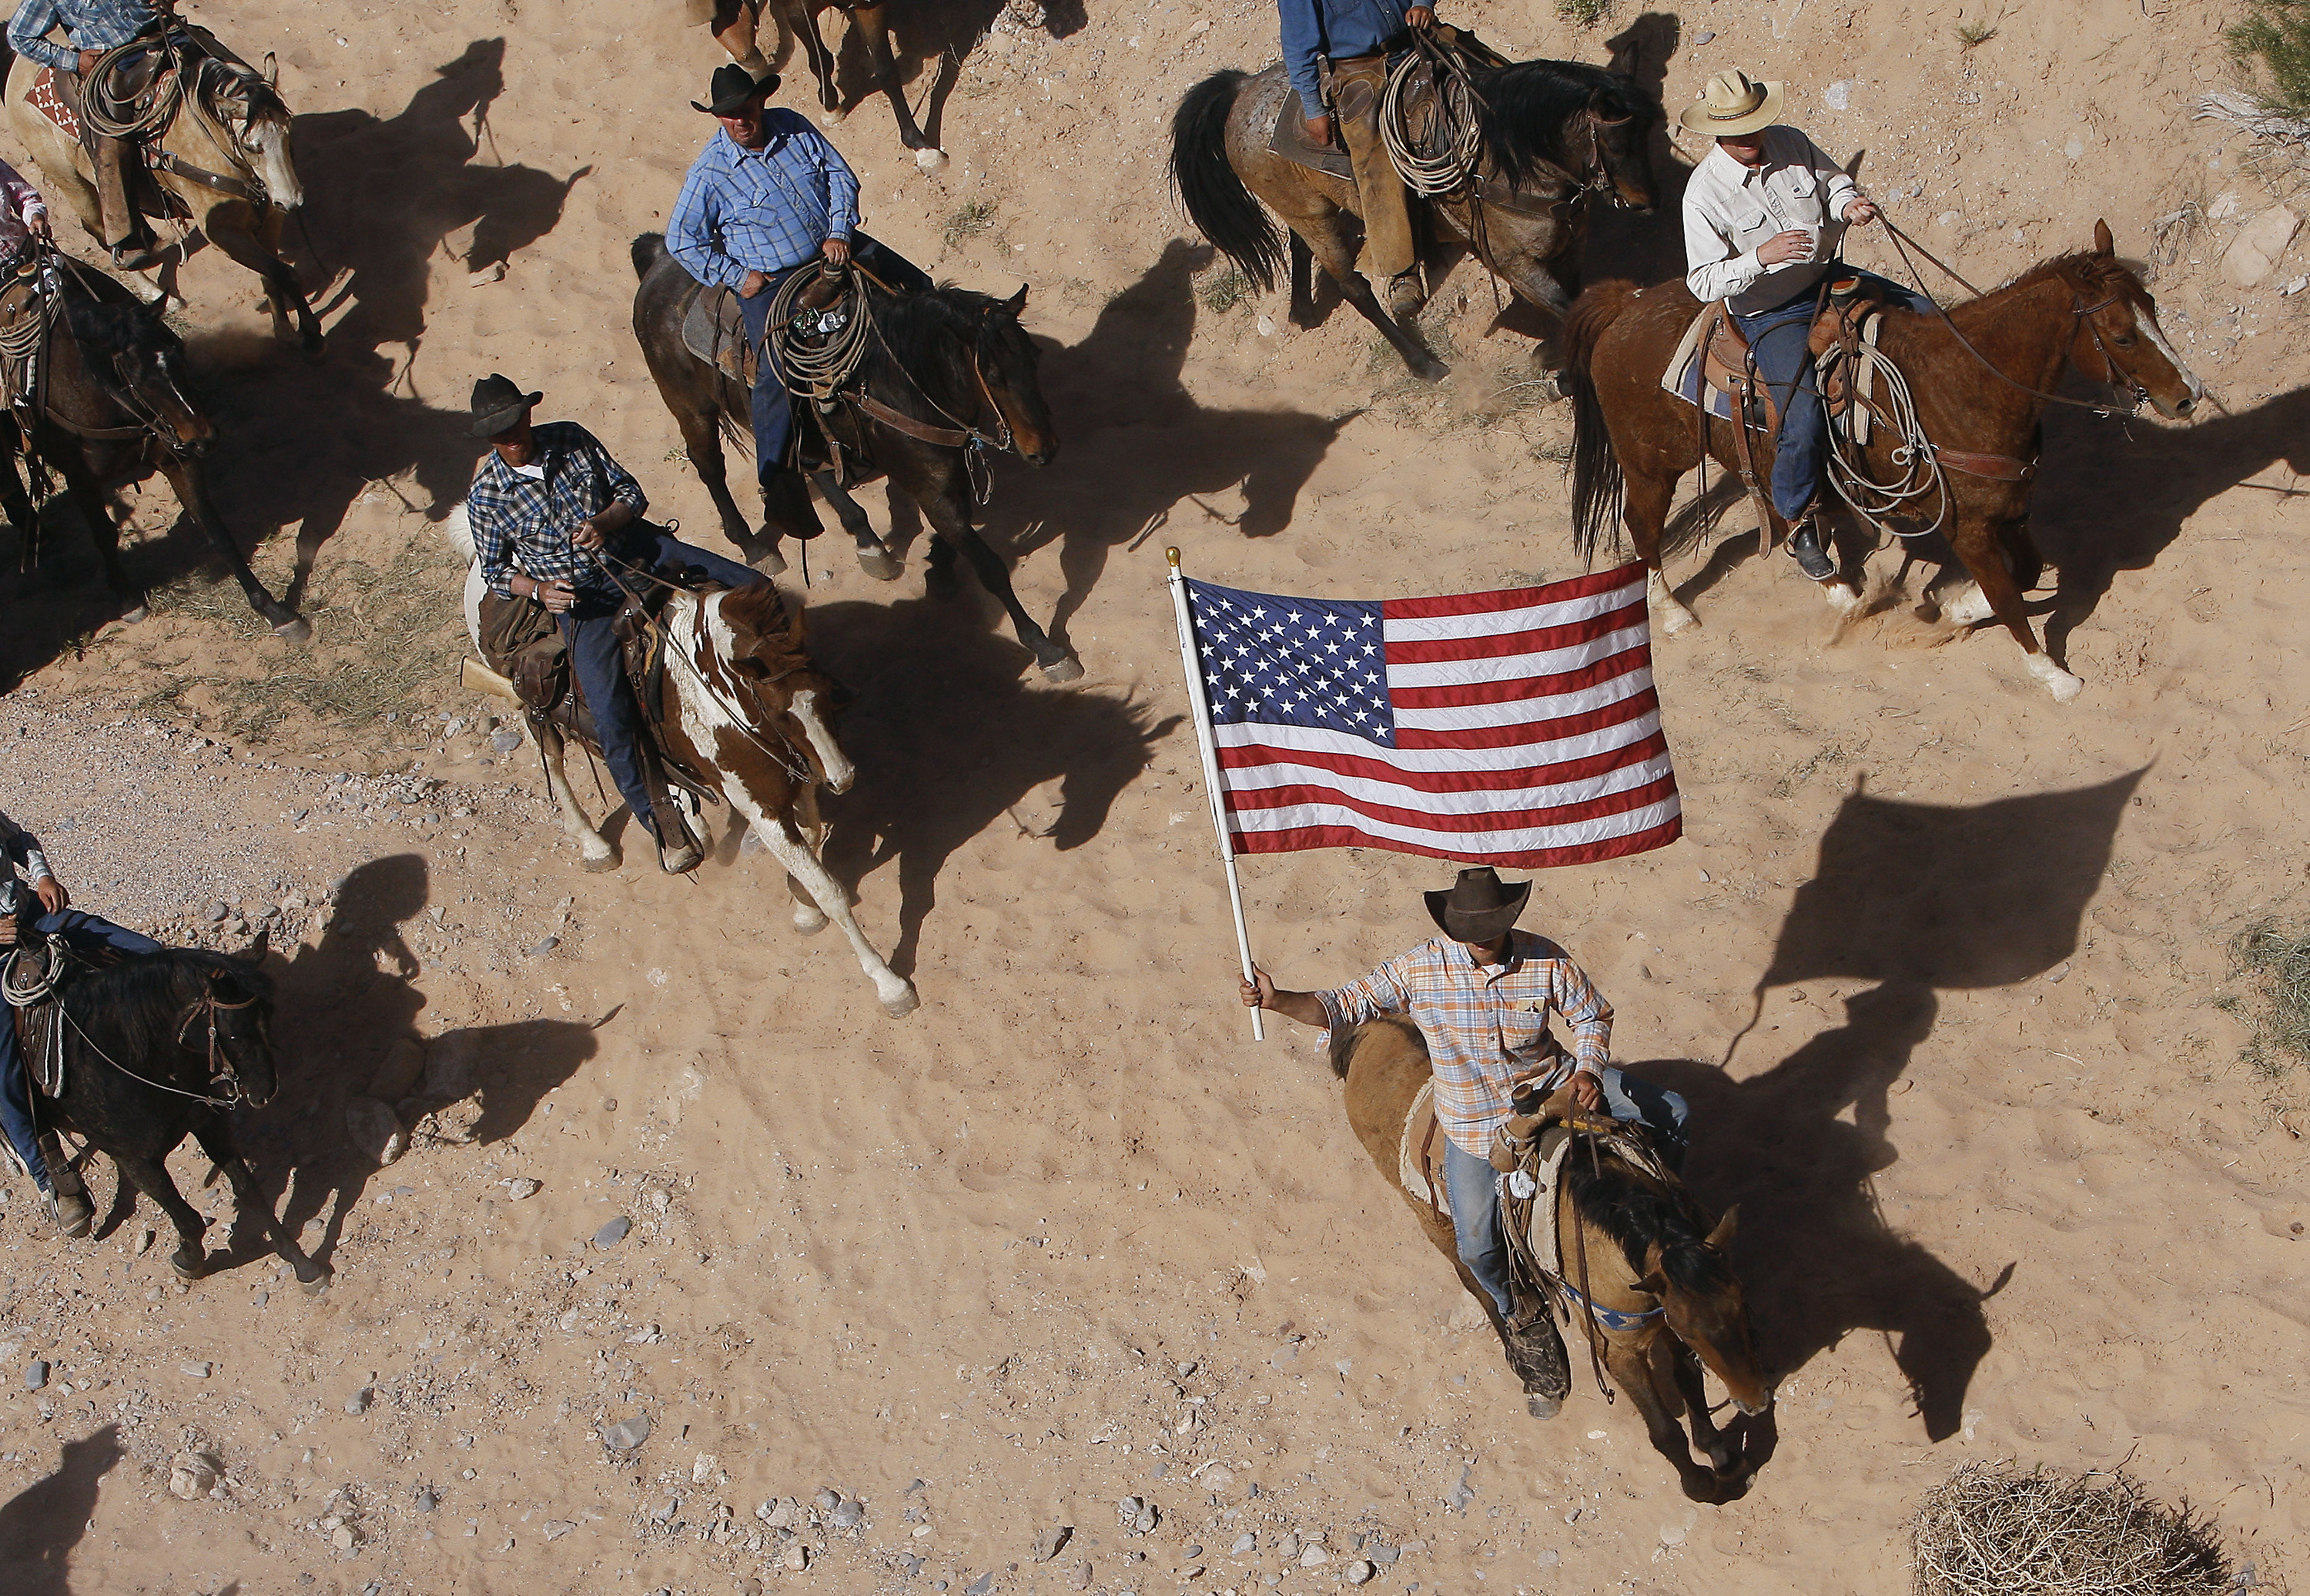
[692,62,778,115]
[1424,865,1532,943]
[468,373,542,439]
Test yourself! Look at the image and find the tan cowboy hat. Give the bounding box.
[1424,866,1532,944]
[1677,69,1785,136]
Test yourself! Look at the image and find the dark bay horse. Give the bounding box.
[1564,223,2204,703]
[1170,55,1660,380]
[0,253,306,639]
[705,0,936,153]
[36,949,329,1289]
[1333,1017,1770,1502]
[630,232,1080,682]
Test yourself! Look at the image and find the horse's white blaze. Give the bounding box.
[2134,310,2204,414]
[788,688,854,794]
[2026,652,2085,704]
[248,119,303,209]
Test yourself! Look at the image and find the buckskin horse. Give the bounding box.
[1,28,325,360]
[25,945,330,1290]
[1331,1017,1771,1503]
[1170,52,1659,380]
[629,231,1081,682]
[0,249,306,639]
[444,507,919,1018]
[1564,223,2205,703]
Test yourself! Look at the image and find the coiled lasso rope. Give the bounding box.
[1823,341,1953,544]
[768,260,874,404]
[1380,39,1485,196]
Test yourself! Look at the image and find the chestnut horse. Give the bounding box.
[1563,223,2205,703]
[1332,1018,1771,1501]
[1170,57,1660,381]
[704,0,933,152]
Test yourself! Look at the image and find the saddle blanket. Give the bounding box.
[28,67,78,139]
[1660,299,1881,443]
[680,282,756,385]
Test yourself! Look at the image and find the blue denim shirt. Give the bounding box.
[667,114,860,290]
[1278,0,1412,112]
[5,0,160,73]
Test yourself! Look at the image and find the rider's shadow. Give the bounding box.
[1646,768,2143,1438]
[245,852,598,1274]
[0,1423,121,1595]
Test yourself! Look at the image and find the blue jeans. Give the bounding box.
[1,910,162,1192]
[1736,270,1933,520]
[733,232,935,489]
[559,532,766,825]
[1443,1065,1692,1319]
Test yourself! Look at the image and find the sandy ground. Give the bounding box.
[0,0,2305,1592]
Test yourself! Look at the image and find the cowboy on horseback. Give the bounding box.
[6,0,176,268]
[1279,0,1435,319]
[464,373,768,875]
[1679,69,1930,581]
[0,805,158,1235]
[665,64,932,545]
[1240,866,1689,1390]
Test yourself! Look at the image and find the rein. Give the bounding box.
[83,28,277,210]
[60,980,255,1109]
[34,247,198,447]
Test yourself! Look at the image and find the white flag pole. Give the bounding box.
[1167,547,1264,1042]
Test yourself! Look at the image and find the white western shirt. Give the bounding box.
[1682,126,1860,316]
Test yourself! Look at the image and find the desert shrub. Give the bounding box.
[2228,0,2310,119]
[1910,1463,2234,1596]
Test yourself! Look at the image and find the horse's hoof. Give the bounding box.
[1525,1393,1563,1420]
[300,338,327,366]
[856,548,902,582]
[273,616,313,645]
[822,106,847,126]
[792,908,830,936]
[2027,654,2085,704]
[580,850,619,874]
[1822,581,1860,613]
[880,983,921,1019]
[1038,654,1085,684]
[298,1270,332,1297]
[914,147,949,172]
[925,569,962,602]
[118,604,149,626]
[1414,358,1451,383]
[169,1251,204,1283]
[753,548,789,577]
[1659,603,1699,636]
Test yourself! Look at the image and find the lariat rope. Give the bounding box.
[1380,35,1485,196]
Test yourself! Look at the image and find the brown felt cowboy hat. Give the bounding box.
[692,62,779,114]
[1424,866,1532,943]
[1676,69,1786,137]
[468,373,541,438]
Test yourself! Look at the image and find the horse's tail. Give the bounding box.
[1564,281,1639,565]
[631,231,667,282]
[1170,71,1282,293]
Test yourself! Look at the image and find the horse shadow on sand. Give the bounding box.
[0,1424,122,1596]
[927,239,1347,642]
[1637,769,2141,1442]
[801,596,1177,976]
[84,854,602,1280]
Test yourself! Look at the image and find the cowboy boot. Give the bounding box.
[758,468,823,544]
[1502,1307,1569,1418]
[1386,266,1428,322]
[42,1133,92,1239]
[1786,507,1836,581]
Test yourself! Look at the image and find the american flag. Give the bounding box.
[1183,561,1681,867]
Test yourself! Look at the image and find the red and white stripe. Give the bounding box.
[1212,563,1682,867]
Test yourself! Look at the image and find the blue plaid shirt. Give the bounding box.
[467,423,648,604]
[666,113,859,291]
[7,0,161,72]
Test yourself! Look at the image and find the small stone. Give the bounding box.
[1823,80,1850,109]
[815,1487,842,1512]
[1032,1524,1073,1561]
[346,1386,373,1416]
[1660,1524,1686,1546]
[135,1229,154,1256]
[331,1526,357,1551]
[182,1360,213,1379]
[503,1177,540,1200]
[601,1413,651,1451]
[416,1487,440,1514]
[1176,1361,1197,1377]
[23,1360,46,1390]
[781,1542,809,1571]
[490,728,523,753]
[593,1216,631,1249]
[1691,28,1714,42]
[168,1450,222,1500]
[1936,210,1963,230]
[201,900,229,924]
[691,1451,720,1485]
[368,1038,427,1101]
[1534,1549,1558,1568]
[1183,1544,1203,1558]
[1344,1561,1375,1585]
[1231,1534,1256,1555]
[965,1576,993,1596]
[1370,1544,1399,1566]
[830,1499,865,1529]
[1066,1564,1091,1591]
[1301,1545,1329,1567]
[543,1519,575,1541]
[2223,205,2302,288]
[527,935,559,958]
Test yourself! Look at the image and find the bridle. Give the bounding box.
[59,979,263,1109]
[30,247,209,450]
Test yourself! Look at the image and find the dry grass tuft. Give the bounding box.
[1910,1463,2235,1596]
[2229,919,2310,1079]
[2228,0,2310,119]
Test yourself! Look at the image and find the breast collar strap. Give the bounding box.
[1558,1277,1665,1331]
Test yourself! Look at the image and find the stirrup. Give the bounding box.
[109,239,166,271]
[651,803,705,875]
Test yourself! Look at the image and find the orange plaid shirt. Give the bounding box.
[1317,931,1615,1157]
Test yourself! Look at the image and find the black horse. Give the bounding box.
[628,233,1081,681]
[34,949,326,1289]
[0,253,306,640]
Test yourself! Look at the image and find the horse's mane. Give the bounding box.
[1472,59,1655,190]
[1563,1149,1734,1298]
[1974,249,2140,305]
[62,949,272,1049]
[867,283,1031,407]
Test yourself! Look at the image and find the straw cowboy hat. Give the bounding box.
[1677,69,1786,136]
[1425,866,1532,943]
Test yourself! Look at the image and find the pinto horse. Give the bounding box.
[1332,1017,1770,1502]
[630,232,1080,682]
[35,948,330,1290]
[1170,55,1660,380]
[444,509,919,1018]
[1564,223,2204,702]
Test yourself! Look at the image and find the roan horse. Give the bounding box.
[1170,55,1660,380]
[1,32,325,360]
[629,232,1082,682]
[701,0,936,152]
[1564,223,2205,703]
[0,251,306,639]
[1332,1018,1772,1503]
[33,948,330,1290]
[444,507,919,1018]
